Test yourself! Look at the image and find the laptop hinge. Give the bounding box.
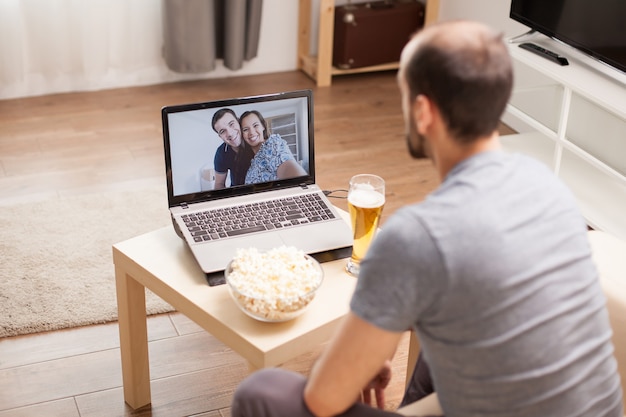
[180,202,189,209]
[299,183,309,190]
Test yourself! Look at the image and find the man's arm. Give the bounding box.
[214,172,227,189]
[303,312,404,417]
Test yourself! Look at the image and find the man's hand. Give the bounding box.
[303,314,403,417]
[361,360,392,409]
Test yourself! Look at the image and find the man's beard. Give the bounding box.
[406,118,429,159]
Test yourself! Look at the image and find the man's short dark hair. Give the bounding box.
[404,25,513,143]
[212,108,238,133]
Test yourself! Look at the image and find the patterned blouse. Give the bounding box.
[245,134,295,184]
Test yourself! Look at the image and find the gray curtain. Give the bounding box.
[162,0,263,73]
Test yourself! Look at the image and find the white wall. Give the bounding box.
[438,0,526,37]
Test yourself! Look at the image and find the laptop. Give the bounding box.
[161,89,353,284]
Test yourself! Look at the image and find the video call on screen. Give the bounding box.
[167,96,311,197]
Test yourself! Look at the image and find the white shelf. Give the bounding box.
[500,132,555,169]
[508,36,626,119]
[559,150,626,237]
[503,34,626,242]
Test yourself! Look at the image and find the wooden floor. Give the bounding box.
[0,70,511,416]
[0,70,442,214]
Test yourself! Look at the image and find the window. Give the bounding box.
[267,113,299,161]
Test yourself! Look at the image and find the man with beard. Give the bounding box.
[212,108,254,189]
[229,20,623,417]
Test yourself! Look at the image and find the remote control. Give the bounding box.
[519,42,569,66]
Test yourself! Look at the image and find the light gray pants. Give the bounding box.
[231,353,437,417]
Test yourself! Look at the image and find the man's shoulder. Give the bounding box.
[215,142,227,153]
[214,143,233,159]
[214,143,234,169]
[380,204,433,242]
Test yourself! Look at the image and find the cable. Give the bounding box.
[323,189,349,199]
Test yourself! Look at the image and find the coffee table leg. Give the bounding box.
[115,265,151,409]
[248,361,260,372]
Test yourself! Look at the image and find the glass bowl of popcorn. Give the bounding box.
[224,246,324,322]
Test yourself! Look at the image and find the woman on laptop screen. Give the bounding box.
[240,110,307,184]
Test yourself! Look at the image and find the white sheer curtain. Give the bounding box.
[0,0,171,99]
[0,0,262,100]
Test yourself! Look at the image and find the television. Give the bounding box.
[510,0,626,75]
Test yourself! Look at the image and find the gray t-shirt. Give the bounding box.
[351,151,623,417]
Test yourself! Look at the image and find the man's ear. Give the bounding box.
[412,94,433,134]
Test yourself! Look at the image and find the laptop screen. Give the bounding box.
[162,90,315,207]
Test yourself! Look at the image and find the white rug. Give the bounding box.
[0,187,176,338]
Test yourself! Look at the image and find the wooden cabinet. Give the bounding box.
[297,0,440,87]
[502,36,626,241]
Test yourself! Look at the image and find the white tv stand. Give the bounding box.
[502,34,626,241]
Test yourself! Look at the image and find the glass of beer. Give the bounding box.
[346,174,385,277]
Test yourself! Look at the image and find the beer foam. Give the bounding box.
[348,187,385,208]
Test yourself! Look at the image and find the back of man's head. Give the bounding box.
[400,20,513,143]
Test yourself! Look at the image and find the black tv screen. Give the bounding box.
[510,0,626,75]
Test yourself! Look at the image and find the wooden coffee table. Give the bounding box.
[113,215,357,409]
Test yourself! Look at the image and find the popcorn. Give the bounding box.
[226,246,323,321]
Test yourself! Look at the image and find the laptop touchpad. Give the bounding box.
[195,233,285,272]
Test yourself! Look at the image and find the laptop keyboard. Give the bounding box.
[182,193,337,242]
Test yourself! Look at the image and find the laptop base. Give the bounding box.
[203,245,353,287]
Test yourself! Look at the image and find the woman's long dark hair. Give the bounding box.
[240,110,270,140]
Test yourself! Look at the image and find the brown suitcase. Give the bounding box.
[333,0,425,70]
